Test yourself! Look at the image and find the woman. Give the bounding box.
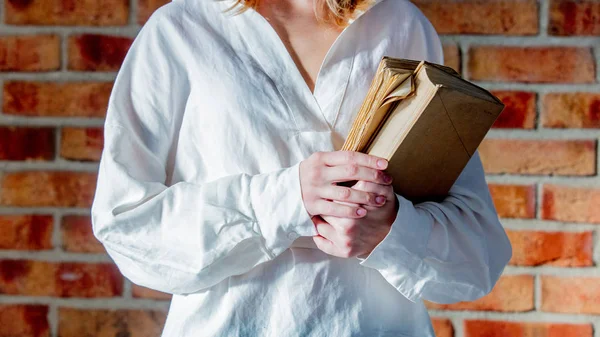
[91,0,512,336]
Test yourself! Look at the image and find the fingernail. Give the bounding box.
[376,196,385,204]
[377,159,387,168]
[384,174,392,183]
[356,208,366,216]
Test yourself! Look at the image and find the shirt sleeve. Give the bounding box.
[355,151,512,303]
[90,7,318,296]
[354,4,512,304]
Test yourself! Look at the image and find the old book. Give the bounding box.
[340,57,504,203]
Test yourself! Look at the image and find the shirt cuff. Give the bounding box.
[249,161,319,258]
[356,192,433,302]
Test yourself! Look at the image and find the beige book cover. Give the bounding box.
[340,57,505,203]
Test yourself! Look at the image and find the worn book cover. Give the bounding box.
[341,57,505,203]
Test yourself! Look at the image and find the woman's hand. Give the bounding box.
[299,151,391,219]
[312,180,399,258]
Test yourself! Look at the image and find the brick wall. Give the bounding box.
[418,1,600,336]
[0,0,598,336]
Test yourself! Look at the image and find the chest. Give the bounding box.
[170,0,422,181]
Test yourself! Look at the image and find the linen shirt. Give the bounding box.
[90,0,513,336]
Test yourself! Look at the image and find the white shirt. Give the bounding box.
[90,0,512,336]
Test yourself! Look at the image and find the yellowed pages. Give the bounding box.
[366,68,437,159]
[343,72,414,151]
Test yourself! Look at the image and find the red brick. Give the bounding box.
[507,230,593,267]
[61,215,104,253]
[488,184,536,218]
[542,185,600,224]
[464,320,592,337]
[138,0,170,24]
[432,318,453,337]
[60,127,103,161]
[5,0,129,26]
[57,263,123,297]
[542,276,600,314]
[68,34,133,71]
[0,171,97,207]
[443,44,460,73]
[490,91,536,129]
[0,260,123,297]
[131,284,172,300]
[59,308,166,337]
[479,139,596,175]
[549,0,600,36]
[425,275,534,312]
[468,46,596,83]
[0,305,49,337]
[412,0,538,35]
[542,93,600,128]
[0,35,59,71]
[3,81,112,117]
[0,126,54,161]
[0,215,53,251]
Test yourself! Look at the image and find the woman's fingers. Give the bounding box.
[314,217,338,241]
[312,199,367,218]
[300,150,391,219]
[323,164,392,185]
[322,213,355,236]
[349,180,395,211]
[311,216,337,255]
[312,216,348,257]
[351,180,395,200]
[319,184,384,206]
[318,150,388,170]
[313,235,337,256]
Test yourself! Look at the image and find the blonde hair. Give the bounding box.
[220,0,376,27]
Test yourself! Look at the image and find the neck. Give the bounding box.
[256,0,321,21]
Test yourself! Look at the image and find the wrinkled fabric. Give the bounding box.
[90,0,512,336]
